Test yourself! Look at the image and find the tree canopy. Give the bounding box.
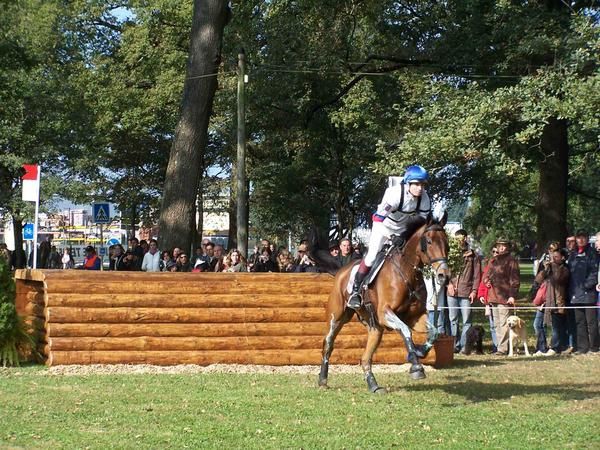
[1,0,598,254]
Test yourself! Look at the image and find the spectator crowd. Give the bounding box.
[1,228,599,356]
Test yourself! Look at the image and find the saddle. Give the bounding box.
[366,234,406,286]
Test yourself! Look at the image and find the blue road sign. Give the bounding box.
[99,247,107,256]
[93,203,111,224]
[23,223,34,240]
[106,238,120,246]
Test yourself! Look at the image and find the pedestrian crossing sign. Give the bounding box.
[93,203,111,224]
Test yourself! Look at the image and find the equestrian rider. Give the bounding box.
[347,165,432,310]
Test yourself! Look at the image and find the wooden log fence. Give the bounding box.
[14,270,454,367]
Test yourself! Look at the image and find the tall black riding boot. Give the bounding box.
[347,269,368,310]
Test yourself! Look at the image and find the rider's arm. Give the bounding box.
[373,186,401,222]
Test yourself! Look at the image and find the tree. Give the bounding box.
[158,0,231,253]
[374,2,599,251]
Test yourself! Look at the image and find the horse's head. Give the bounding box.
[416,223,450,287]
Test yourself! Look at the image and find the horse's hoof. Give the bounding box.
[410,369,426,380]
[372,387,387,395]
[318,379,328,388]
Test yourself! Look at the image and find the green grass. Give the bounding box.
[2,355,599,449]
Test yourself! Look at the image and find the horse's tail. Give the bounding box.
[307,227,341,276]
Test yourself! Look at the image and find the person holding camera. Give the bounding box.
[254,247,278,272]
[534,246,570,355]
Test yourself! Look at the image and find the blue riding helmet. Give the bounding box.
[403,165,429,183]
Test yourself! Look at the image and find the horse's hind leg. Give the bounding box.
[383,306,426,380]
[319,308,354,388]
[361,326,385,393]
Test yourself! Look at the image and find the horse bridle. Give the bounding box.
[419,225,449,271]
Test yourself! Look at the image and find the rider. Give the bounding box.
[347,165,432,310]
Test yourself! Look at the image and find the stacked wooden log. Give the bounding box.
[14,270,453,367]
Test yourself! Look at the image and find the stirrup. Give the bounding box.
[347,292,362,310]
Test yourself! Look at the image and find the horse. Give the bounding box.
[315,216,450,393]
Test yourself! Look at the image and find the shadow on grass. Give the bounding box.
[400,380,599,403]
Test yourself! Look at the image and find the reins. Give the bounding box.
[386,225,448,302]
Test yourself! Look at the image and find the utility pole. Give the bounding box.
[236,49,248,257]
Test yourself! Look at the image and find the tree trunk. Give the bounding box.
[12,215,26,269]
[158,0,230,253]
[536,117,569,253]
[227,171,237,251]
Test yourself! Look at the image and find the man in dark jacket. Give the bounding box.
[567,230,599,354]
[483,238,520,356]
[447,229,482,354]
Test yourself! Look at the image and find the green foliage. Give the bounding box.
[0,259,33,367]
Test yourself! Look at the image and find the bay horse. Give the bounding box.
[317,217,450,393]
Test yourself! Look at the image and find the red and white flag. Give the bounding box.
[22,164,40,202]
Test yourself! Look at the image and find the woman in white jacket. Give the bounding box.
[141,239,161,272]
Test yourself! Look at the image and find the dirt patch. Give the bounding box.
[39,363,431,376]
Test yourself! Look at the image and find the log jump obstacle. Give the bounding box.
[15,270,454,367]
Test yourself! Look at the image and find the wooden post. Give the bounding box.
[236,49,248,257]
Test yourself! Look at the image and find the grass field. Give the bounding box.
[4,261,596,449]
[2,353,599,449]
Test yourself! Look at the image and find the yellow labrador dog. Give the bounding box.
[507,315,530,357]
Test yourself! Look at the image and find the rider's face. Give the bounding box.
[408,182,425,197]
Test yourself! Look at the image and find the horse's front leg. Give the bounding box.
[411,312,439,358]
[383,306,426,380]
[360,325,385,393]
[319,308,354,388]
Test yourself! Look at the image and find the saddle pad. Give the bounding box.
[346,264,360,294]
[345,244,391,294]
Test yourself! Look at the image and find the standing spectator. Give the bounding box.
[535,248,570,355]
[447,229,482,354]
[201,242,216,269]
[295,251,321,273]
[483,238,520,356]
[268,243,278,263]
[47,246,61,269]
[277,249,296,273]
[564,234,578,353]
[247,244,261,272]
[567,229,599,354]
[565,235,576,254]
[172,247,182,265]
[223,249,247,272]
[293,244,308,266]
[425,272,444,329]
[139,240,149,254]
[160,250,171,272]
[212,244,225,272]
[127,237,144,270]
[177,253,192,272]
[191,245,204,267]
[530,241,560,354]
[61,248,74,269]
[82,246,101,270]
[141,239,161,272]
[478,247,499,353]
[336,238,355,267]
[255,247,278,272]
[0,243,11,264]
[329,241,340,259]
[109,244,127,271]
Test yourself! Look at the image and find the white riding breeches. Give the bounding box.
[364,221,397,267]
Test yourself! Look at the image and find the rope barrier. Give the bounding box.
[434,305,600,310]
